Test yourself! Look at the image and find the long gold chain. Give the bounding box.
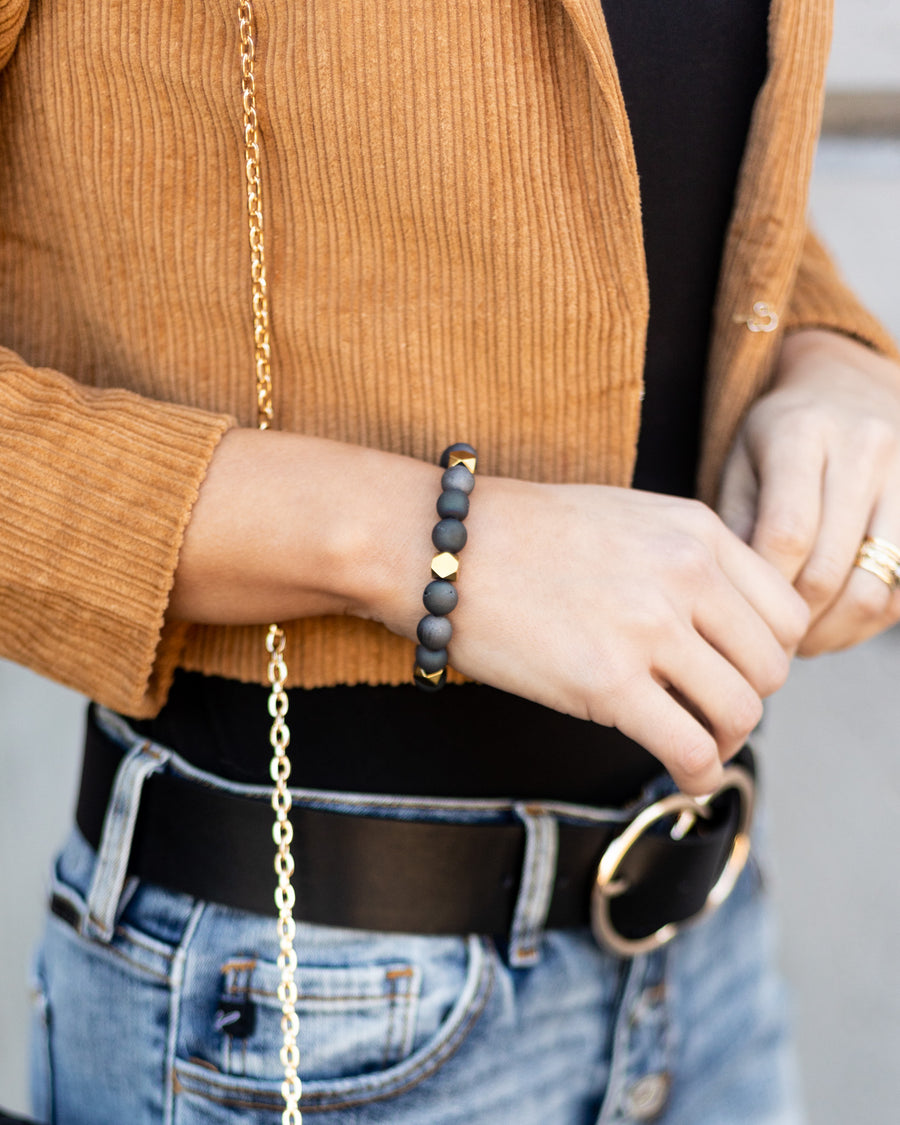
[266,625,302,1124]
[238,4,302,1123]
[239,0,275,432]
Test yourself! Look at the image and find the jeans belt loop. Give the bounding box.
[83,722,171,943]
[509,803,559,967]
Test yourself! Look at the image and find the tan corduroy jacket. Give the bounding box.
[0,0,897,717]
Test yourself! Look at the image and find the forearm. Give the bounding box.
[168,429,438,637]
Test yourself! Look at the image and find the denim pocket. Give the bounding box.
[172,929,495,1120]
[214,954,423,1081]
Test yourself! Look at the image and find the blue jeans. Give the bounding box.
[30,709,803,1124]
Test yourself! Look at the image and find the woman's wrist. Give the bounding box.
[168,427,440,629]
[411,444,479,690]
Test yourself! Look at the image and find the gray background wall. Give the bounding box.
[2,1,900,1120]
[831,0,900,89]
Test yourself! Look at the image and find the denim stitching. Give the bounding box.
[229,987,402,1004]
[225,960,416,1006]
[221,958,257,975]
[382,973,400,1069]
[49,872,178,976]
[164,901,206,1125]
[113,924,177,961]
[391,967,419,1060]
[55,917,173,984]
[383,968,416,1068]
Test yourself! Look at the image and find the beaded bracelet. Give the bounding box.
[413,443,477,691]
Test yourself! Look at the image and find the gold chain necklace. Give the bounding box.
[238,4,302,1122]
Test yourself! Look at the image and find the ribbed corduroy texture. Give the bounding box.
[0,0,896,715]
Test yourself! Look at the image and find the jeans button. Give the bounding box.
[625,1072,671,1120]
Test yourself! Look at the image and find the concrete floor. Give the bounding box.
[1,122,900,1125]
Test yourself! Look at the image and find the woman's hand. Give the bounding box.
[439,482,807,795]
[718,328,900,656]
[171,429,807,795]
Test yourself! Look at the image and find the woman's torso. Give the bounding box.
[132,0,770,802]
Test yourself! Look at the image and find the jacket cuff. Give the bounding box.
[0,352,235,717]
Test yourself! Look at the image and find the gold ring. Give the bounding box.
[855,536,900,590]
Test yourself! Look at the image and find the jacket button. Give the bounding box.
[733,300,779,333]
[624,1072,671,1120]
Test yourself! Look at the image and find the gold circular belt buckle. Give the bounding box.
[590,765,756,958]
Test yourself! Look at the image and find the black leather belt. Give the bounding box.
[75,709,756,954]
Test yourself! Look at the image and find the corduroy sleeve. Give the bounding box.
[783,227,900,360]
[0,349,235,717]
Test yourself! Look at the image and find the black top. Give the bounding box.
[131,2,770,802]
[615,0,771,496]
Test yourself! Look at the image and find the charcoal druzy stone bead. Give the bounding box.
[417,613,453,649]
[415,644,448,674]
[423,579,458,616]
[436,489,470,520]
[439,442,478,469]
[441,463,475,494]
[432,517,467,553]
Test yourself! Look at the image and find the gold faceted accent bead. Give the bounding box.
[447,451,478,473]
[414,666,446,686]
[431,552,460,580]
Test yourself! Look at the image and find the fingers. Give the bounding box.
[743,414,899,652]
[692,574,794,694]
[611,619,781,797]
[661,635,765,759]
[799,514,900,655]
[719,402,898,655]
[746,420,825,584]
[717,439,759,545]
[612,678,725,796]
[717,329,900,656]
[710,523,810,653]
[603,507,804,793]
[792,453,878,624]
[800,569,896,654]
